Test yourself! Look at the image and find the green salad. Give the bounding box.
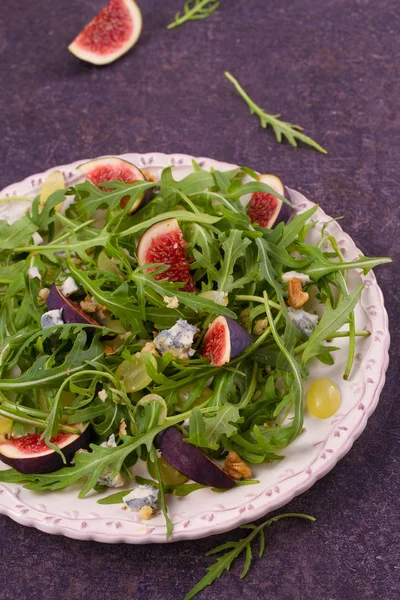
[0,158,390,538]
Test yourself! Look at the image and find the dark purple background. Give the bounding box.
[0,1,399,599]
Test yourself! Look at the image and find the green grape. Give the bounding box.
[307,378,341,419]
[116,353,156,392]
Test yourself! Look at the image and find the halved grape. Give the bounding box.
[148,456,188,486]
[307,378,341,419]
[177,385,213,410]
[97,251,121,275]
[116,353,157,392]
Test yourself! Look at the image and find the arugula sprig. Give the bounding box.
[184,512,315,599]
[167,0,220,30]
[225,72,327,154]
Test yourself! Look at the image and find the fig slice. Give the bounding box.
[247,174,292,228]
[46,283,100,326]
[137,218,196,292]
[154,427,235,489]
[68,0,143,66]
[0,423,92,474]
[77,157,147,213]
[202,316,252,367]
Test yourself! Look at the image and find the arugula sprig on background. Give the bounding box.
[184,512,315,599]
[225,72,328,154]
[167,0,220,30]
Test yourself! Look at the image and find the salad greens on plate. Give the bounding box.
[0,158,390,542]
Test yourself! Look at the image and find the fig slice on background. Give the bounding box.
[0,423,92,474]
[202,315,252,367]
[46,283,100,326]
[247,174,292,228]
[154,427,235,489]
[77,156,147,213]
[68,0,143,66]
[137,218,196,292]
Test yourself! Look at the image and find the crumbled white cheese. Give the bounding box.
[281,271,311,284]
[61,276,79,297]
[154,319,199,359]
[288,307,318,337]
[97,471,126,488]
[163,295,179,309]
[32,232,43,246]
[100,433,116,448]
[98,389,108,403]
[40,309,64,329]
[28,266,41,280]
[123,485,160,512]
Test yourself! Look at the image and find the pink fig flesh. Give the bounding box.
[77,157,147,213]
[0,424,92,474]
[137,218,196,292]
[202,316,252,367]
[247,174,292,228]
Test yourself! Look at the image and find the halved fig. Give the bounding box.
[46,283,100,326]
[154,427,235,489]
[247,174,292,228]
[68,0,142,66]
[77,157,147,213]
[137,219,196,292]
[202,316,252,367]
[0,423,92,474]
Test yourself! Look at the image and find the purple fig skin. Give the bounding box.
[0,425,93,474]
[154,427,235,489]
[273,198,293,227]
[225,317,253,359]
[46,283,100,326]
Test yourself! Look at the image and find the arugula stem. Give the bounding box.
[235,294,281,310]
[238,363,258,409]
[294,330,369,356]
[0,408,79,434]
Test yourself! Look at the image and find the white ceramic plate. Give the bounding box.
[0,153,390,543]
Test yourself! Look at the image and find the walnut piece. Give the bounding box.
[253,318,268,335]
[140,341,160,356]
[139,506,154,520]
[287,277,309,309]
[223,450,253,481]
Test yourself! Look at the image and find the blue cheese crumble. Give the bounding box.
[40,309,64,329]
[123,485,160,511]
[154,319,199,359]
[97,435,125,488]
[61,276,79,297]
[288,307,318,337]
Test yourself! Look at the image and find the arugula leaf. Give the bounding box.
[225,72,327,154]
[301,285,364,364]
[130,272,237,318]
[0,331,104,392]
[186,404,241,450]
[184,513,315,599]
[0,216,38,251]
[215,230,251,292]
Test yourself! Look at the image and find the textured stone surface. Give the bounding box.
[0,0,399,599]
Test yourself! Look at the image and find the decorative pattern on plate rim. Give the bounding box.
[0,153,390,544]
